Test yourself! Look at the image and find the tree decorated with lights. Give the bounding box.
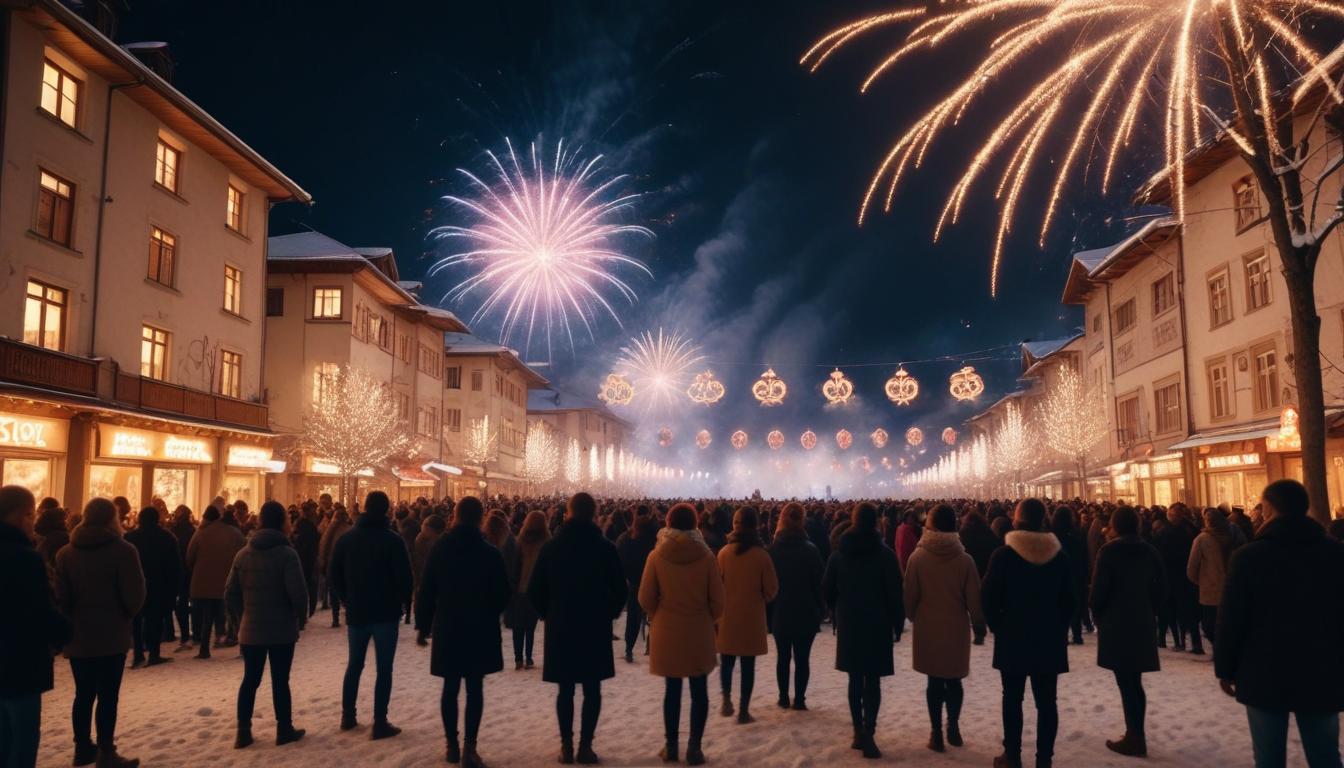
[564,437,582,486]
[523,421,560,487]
[301,364,411,504]
[462,415,500,494]
[1038,366,1106,496]
[993,402,1035,497]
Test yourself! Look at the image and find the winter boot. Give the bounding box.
[559,737,575,764]
[94,745,139,768]
[576,738,599,764]
[658,740,678,763]
[276,726,306,746]
[72,741,98,766]
[234,723,254,749]
[130,656,144,669]
[791,696,808,711]
[858,732,881,759]
[463,739,488,768]
[993,753,1024,768]
[777,693,790,709]
[445,738,462,764]
[850,729,864,750]
[736,705,754,725]
[719,693,734,717]
[928,729,945,752]
[371,719,402,740]
[340,711,358,731]
[947,721,964,747]
[1105,732,1148,758]
[685,735,705,766]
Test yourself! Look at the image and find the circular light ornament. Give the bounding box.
[686,371,726,405]
[949,366,986,401]
[800,430,818,450]
[836,429,853,450]
[906,426,924,446]
[598,373,635,406]
[942,427,958,446]
[695,429,712,449]
[752,368,787,407]
[822,368,855,405]
[730,430,748,449]
[657,426,673,447]
[871,428,889,448]
[767,430,785,450]
[884,367,919,405]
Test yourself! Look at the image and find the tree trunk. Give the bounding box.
[1281,265,1332,525]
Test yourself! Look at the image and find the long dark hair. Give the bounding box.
[731,506,762,554]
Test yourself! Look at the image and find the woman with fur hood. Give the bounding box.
[715,506,779,724]
[1186,507,1238,647]
[904,504,985,753]
[504,511,548,670]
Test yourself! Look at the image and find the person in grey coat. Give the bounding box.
[224,501,308,750]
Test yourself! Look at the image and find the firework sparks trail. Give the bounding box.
[616,329,706,415]
[803,0,1344,295]
[430,138,653,356]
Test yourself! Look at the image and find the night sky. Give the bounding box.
[116,0,1169,480]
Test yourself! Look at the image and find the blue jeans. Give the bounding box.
[0,694,41,768]
[1246,706,1342,768]
[342,621,399,721]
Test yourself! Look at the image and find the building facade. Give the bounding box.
[527,387,630,491]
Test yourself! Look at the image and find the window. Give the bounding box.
[396,391,411,422]
[1091,314,1101,333]
[147,227,176,286]
[446,408,462,432]
[219,350,242,399]
[1117,395,1141,446]
[312,287,342,319]
[40,59,80,128]
[226,184,244,232]
[1208,269,1233,327]
[470,370,484,392]
[369,314,390,349]
[155,140,181,193]
[311,362,339,406]
[1113,298,1137,335]
[1151,273,1175,317]
[1154,380,1182,434]
[418,344,441,378]
[23,280,66,351]
[36,170,74,246]
[417,405,438,437]
[1233,175,1260,231]
[223,265,242,315]
[1208,358,1233,420]
[445,365,461,389]
[1253,344,1280,413]
[1245,251,1272,310]
[266,287,284,317]
[140,325,169,380]
[397,334,412,363]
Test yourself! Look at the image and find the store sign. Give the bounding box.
[309,458,373,477]
[1203,453,1261,470]
[226,443,273,469]
[100,426,213,464]
[1150,459,1183,477]
[0,412,67,451]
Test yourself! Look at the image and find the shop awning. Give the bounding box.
[393,466,438,486]
[421,461,463,476]
[1026,470,1065,484]
[1168,425,1282,451]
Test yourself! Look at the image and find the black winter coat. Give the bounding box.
[416,525,511,678]
[805,516,831,563]
[330,514,413,626]
[1215,515,1344,712]
[528,520,627,683]
[981,531,1073,675]
[767,529,825,638]
[822,528,904,676]
[1153,524,1196,603]
[1058,530,1090,616]
[959,521,998,580]
[0,522,70,696]
[125,521,181,613]
[1090,535,1166,673]
[615,530,656,589]
[291,517,320,577]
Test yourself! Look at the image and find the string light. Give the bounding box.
[300,365,412,502]
[696,429,712,449]
[906,426,924,446]
[731,430,748,449]
[822,368,855,405]
[801,430,818,450]
[871,428,889,448]
[523,422,559,484]
[686,370,726,405]
[884,367,918,405]
[836,429,853,450]
[949,366,985,401]
[598,373,635,406]
[752,368,788,406]
[767,430,785,450]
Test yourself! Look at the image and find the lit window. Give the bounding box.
[1151,273,1175,317]
[1253,345,1280,412]
[1208,270,1232,327]
[226,184,244,232]
[312,362,339,406]
[23,280,66,351]
[1113,298,1137,334]
[1209,359,1232,420]
[141,325,170,380]
[1233,176,1260,231]
[36,170,74,246]
[148,227,176,286]
[155,140,181,193]
[312,287,342,319]
[1245,251,1272,310]
[219,350,242,399]
[446,408,462,432]
[223,265,242,315]
[40,59,80,128]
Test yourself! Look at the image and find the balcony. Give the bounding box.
[114,373,269,431]
[0,337,98,396]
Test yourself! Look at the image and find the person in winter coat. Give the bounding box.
[317,508,351,628]
[527,493,627,764]
[1051,506,1090,645]
[715,506,779,724]
[504,511,548,670]
[125,507,180,667]
[615,514,658,663]
[186,505,244,657]
[959,510,998,645]
[33,504,69,567]
[169,507,195,649]
[894,509,920,573]
[766,502,825,711]
[224,501,308,750]
[1216,480,1344,768]
[415,497,511,768]
[1090,506,1167,758]
[1153,508,1201,653]
[823,502,905,760]
[981,498,1073,768]
[1187,507,1236,647]
[639,503,725,765]
[411,515,445,607]
[54,498,145,768]
[290,502,321,619]
[805,509,831,565]
[330,491,414,740]
[904,504,985,753]
[0,486,71,768]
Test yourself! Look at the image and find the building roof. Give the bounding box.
[968,389,1030,423]
[1020,334,1083,379]
[527,387,633,429]
[1060,219,1181,304]
[443,332,549,387]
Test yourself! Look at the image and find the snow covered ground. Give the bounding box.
[37,621,1297,767]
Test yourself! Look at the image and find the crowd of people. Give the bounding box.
[1,481,1342,768]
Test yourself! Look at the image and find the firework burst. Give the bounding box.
[804,1,1344,295]
[616,329,705,414]
[430,138,653,354]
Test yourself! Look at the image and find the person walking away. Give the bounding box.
[823,502,904,759]
[124,507,180,668]
[904,503,985,753]
[616,513,657,663]
[981,498,1073,768]
[1187,507,1236,649]
[504,511,548,671]
[1090,506,1167,757]
[767,502,825,711]
[186,506,244,658]
[169,507,195,650]
[290,502,321,619]
[715,506,779,724]
[1050,506,1090,645]
[894,509,920,573]
[959,510,998,645]
[412,515,445,613]
[1153,508,1199,653]
[54,498,145,768]
[0,486,71,768]
[318,506,351,627]
[1215,479,1344,768]
[33,503,69,568]
[639,503,725,765]
[224,501,308,749]
[416,497,511,768]
[330,491,413,739]
[527,493,627,764]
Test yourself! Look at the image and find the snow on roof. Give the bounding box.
[1086,218,1179,277]
[443,333,548,386]
[268,231,365,261]
[528,388,632,429]
[1022,337,1075,361]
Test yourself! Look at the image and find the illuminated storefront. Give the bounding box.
[0,410,68,499]
[1134,454,1187,507]
[1197,447,1267,509]
[222,442,274,508]
[92,424,214,512]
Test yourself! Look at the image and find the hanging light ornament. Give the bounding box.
[598,373,635,406]
[730,430,748,449]
[695,429,712,449]
[657,426,673,447]
[884,367,919,405]
[800,430,818,450]
[949,366,986,401]
[942,427,958,446]
[857,456,873,474]
[871,428,889,448]
[836,429,853,450]
[822,368,855,405]
[767,430,785,450]
[752,368,788,407]
[686,371,726,405]
[906,426,924,446]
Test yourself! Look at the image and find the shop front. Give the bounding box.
[0,409,69,499]
[1195,444,1267,509]
[393,465,439,501]
[221,442,278,509]
[1134,454,1187,507]
[91,423,215,513]
[1107,461,1137,504]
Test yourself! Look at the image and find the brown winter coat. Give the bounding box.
[186,519,245,599]
[317,515,351,576]
[715,541,778,656]
[1187,530,1231,606]
[55,525,145,658]
[903,530,985,679]
[639,527,725,678]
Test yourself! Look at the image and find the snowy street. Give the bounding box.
[37,620,1286,767]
